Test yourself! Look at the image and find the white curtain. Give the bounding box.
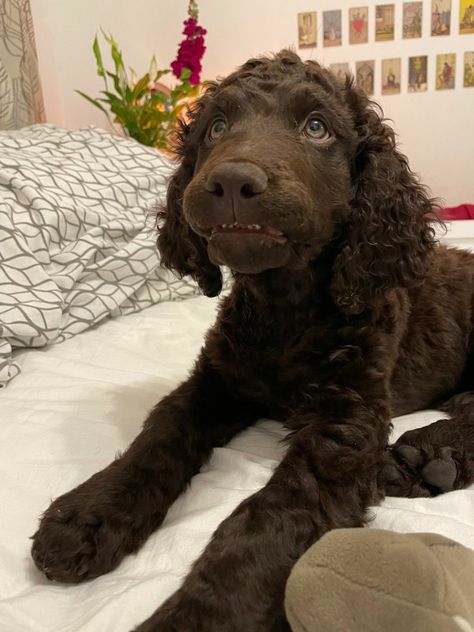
[0,0,45,129]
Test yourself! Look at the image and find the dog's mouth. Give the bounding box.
[210,222,288,244]
[207,222,291,273]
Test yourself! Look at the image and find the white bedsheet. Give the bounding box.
[1,292,473,632]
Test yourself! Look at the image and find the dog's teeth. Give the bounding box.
[214,223,267,233]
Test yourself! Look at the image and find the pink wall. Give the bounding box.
[31,0,474,205]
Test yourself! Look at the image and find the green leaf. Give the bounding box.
[101,91,126,109]
[131,73,150,100]
[150,91,168,105]
[105,70,123,96]
[129,67,138,87]
[101,29,128,88]
[76,90,109,115]
[124,85,133,104]
[92,35,105,78]
[112,45,125,77]
[100,28,115,48]
[180,67,192,81]
[149,54,157,78]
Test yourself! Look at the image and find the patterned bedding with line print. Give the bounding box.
[0,124,200,386]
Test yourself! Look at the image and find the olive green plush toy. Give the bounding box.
[285,529,474,632]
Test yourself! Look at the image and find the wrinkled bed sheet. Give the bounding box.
[0,125,198,388]
[0,292,473,631]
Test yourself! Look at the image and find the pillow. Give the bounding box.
[0,125,199,386]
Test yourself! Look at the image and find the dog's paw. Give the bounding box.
[419,447,458,492]
[379,458,429,498]
[31,482,134,583]
[381,442,459,498]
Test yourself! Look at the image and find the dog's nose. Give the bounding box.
[205,162,268,203]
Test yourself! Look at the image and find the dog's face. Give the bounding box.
[181,57,357,274]
[159,50,435,312]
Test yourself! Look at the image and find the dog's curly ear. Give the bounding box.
[331,83,438,314]
[157,118,222,298]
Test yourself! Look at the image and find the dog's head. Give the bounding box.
[158,50,437,312]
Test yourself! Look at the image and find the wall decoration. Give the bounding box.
[329,62,351,82]
[459,0,474,33]
[381,58,401,94]
[431,0,451,35]
[349,7,369,44]
[293,3,472,96]
[408,55,428,91]
[403,2,423,38]
[375,4,395,40]
[323,10,342,46]
[436,53,456,88]
[298,12,317,48]
[356,60,375,94]
[464,51,474,86]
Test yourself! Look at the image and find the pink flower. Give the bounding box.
[171,17,207,85]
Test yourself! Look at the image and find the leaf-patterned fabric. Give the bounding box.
[0,125,200,386]
[0,0,46,130]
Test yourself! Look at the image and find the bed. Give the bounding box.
[1,128,473,631]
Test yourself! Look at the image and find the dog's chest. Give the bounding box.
[211,310,355,414]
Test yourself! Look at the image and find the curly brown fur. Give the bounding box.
[32,51,474,631]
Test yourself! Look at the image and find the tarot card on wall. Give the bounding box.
[329,63,351,84]
[298,12,317,48]
[464,51,474,87]
[349,7,369,44]
[323,10,342,46]
[376,4,395,41]
[460,0,474,34]
[356,60,375,95]
[431,0,451,35]
[436,53,456,89]
[403,2,423,38]
[408,55,428,91]
[381,58,401,94]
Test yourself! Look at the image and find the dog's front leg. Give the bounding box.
[136,386,391,632]
[31,353,257,583]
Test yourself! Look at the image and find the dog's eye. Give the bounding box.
[304,117,329,141]
[208,118,227,142]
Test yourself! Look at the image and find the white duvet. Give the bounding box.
[1,230,474,631]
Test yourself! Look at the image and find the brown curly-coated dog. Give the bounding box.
[31,51,474,631]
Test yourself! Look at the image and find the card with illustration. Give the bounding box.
[381,58,401,94]
[431,0,451,35]
[356,60,375,95]
[403,2,423,38]
[376,4,395,40]
[298,12,317,48]
[460,0,474,34]
[436,53,456,89]
[323,10,342,46]
[349,7,369,44]
[329,63,351,83]
[408,55,428,91]
[464,51,474,87]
